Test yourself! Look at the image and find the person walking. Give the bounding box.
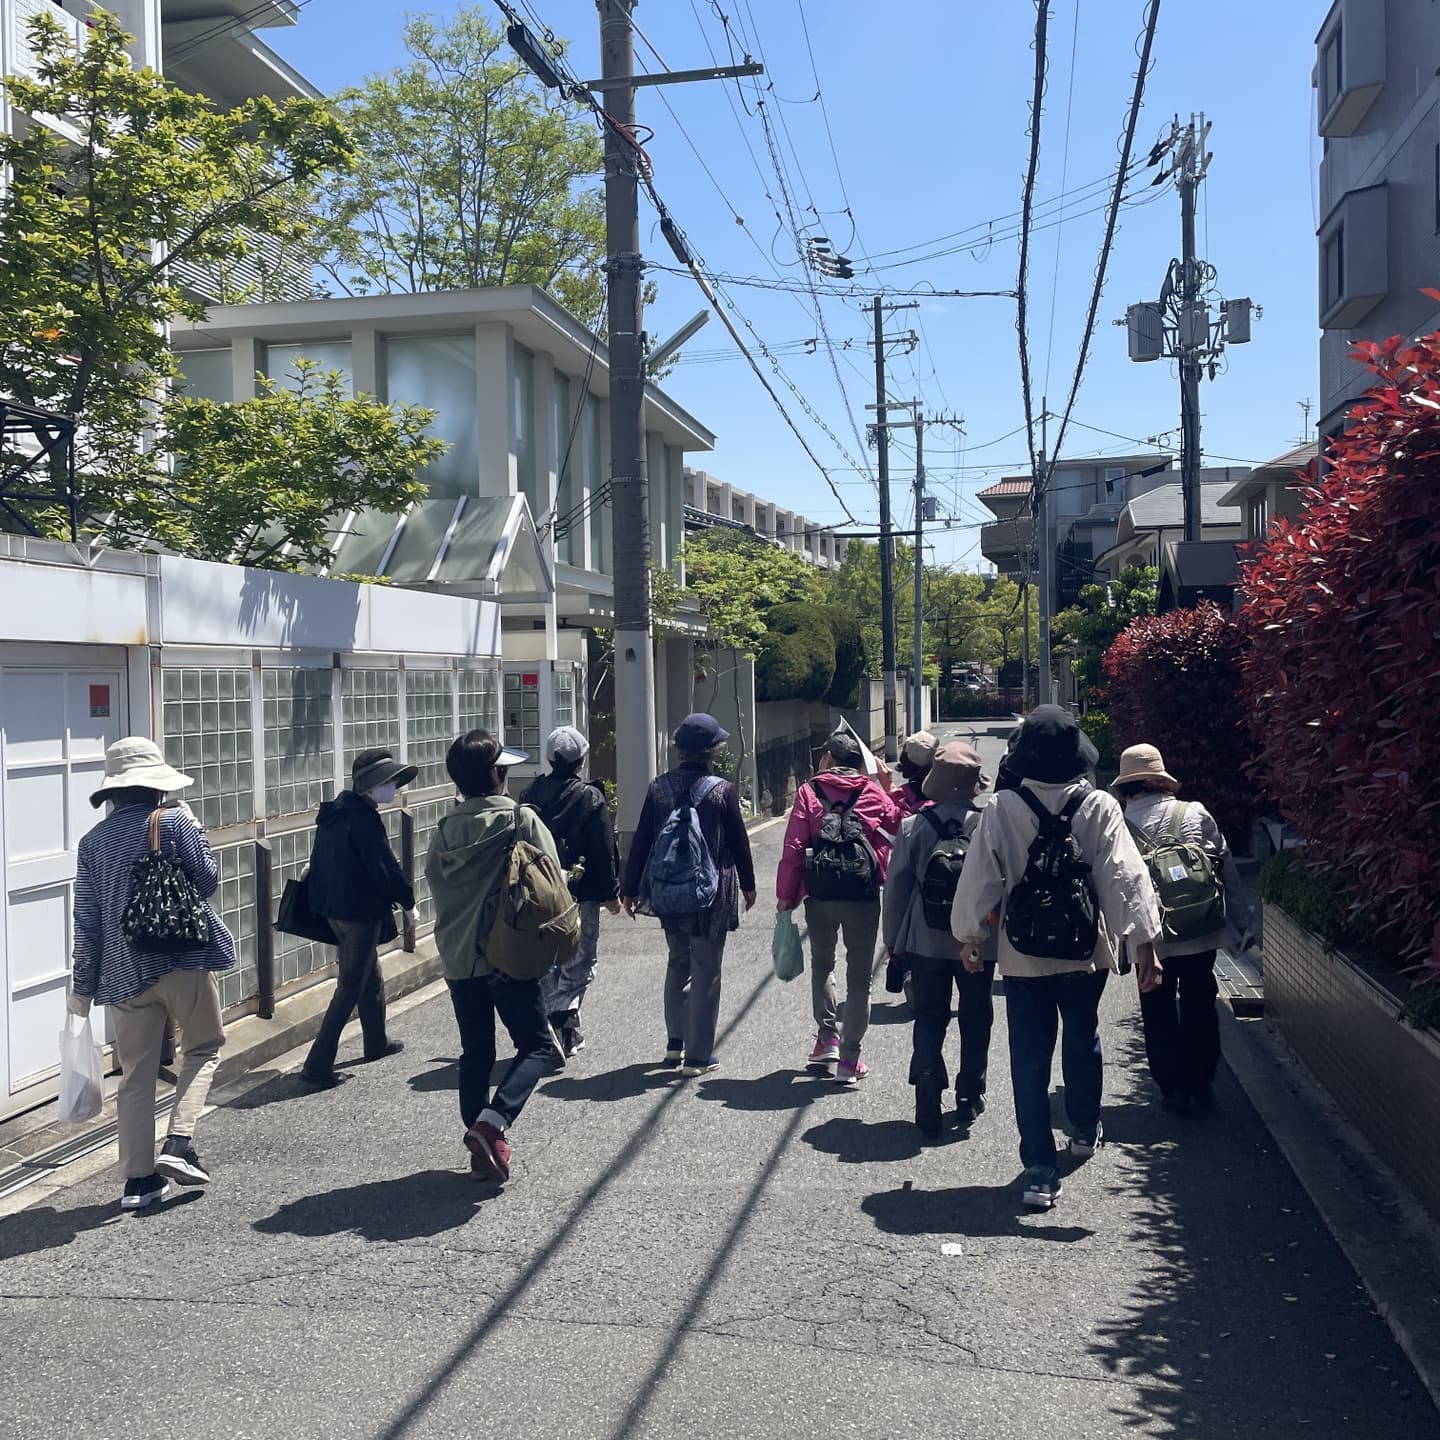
[776,730,900,1085]
[883,740,997,1138]
[886,730,938,999]
[620,713,757,1077]
[426,731,560,1183]
[520,725,621,1057]
[950,706,1163,1210]
[1114,743,1257,1115]
[68,738,235,1211]
[300,749,416,1088]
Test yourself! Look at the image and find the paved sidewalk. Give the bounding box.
[2,797,1437,1438]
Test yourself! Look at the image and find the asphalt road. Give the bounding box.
[1,725,1435,1439]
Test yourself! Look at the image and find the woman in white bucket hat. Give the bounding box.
[70,737,235,1211]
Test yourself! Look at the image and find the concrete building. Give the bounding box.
[682,467,849,571]
[170,286,717,779]
[1219,441,1319,544]
[1315,2,1440,441]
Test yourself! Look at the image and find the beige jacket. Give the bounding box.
[950,779,1162,978]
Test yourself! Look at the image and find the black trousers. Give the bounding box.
[1139,949,1221,1099]
[305,917,388,1074]
[448,972,553,1131]
[908,953,997,1102]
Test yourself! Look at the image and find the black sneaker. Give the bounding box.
[954,1094,987,1127]
[362,1039,405,1062]
[120,1174,168,1211]
[156,1137,211,1187]
[299,1066,347,1089]
[563,1015,585,1057]
[914,1078,943,1138]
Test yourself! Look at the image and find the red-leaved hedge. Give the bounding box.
[1238,320,1440,974]
[1101,603,1255,845]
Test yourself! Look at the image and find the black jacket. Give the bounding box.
[518,771,619,903]
[306,791,415,930]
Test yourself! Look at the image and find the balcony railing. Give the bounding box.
[980,516,1034,565]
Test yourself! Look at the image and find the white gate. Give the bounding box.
[0,655,127,1119]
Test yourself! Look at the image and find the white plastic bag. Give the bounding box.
[57,1013,103,1124]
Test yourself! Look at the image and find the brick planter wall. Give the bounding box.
[1263,902,1440,1224]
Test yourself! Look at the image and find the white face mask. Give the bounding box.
[366,781,399,806]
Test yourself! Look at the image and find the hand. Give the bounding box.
[605,900,622,915]
[1135,943,1163,994]
[874,757,894,792]
[66,990,91,1018]
[621,897,638,918]
[776,897,798,912]
[959,942,985,974]
[742,890,757,912]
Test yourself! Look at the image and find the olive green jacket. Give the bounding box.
[424,796,560,981]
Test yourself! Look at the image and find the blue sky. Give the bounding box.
[268,1,1322,568]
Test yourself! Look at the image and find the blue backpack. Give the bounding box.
[647,774,725,919]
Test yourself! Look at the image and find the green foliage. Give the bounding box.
[680,530,825,655]
[1258,851,1352,950]
[1053,565,1157,702]
[755,601,836,702]
[165,362,445,569]
[316,9,606,320]
[1079,709,1114,769]
[0,10,356,550]
[825,607,866,707]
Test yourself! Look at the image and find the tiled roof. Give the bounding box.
[976,477,1033,498]
[1124,481,1241,530]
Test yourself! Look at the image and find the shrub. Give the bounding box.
[1101,602,1255,844]
[1079,709,1113,769]
[756,602,836,702]
[825,607,867,708]
[1258,850,1351,948]
[1238,318,1440,976]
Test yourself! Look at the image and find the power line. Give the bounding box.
[1042,0,1083,400]
[165,0,320,69]
[1016,0,1051,490]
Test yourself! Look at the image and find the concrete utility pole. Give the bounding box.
[872,297,898,762]
[1125,115,1257,548]
[912,405,925,731]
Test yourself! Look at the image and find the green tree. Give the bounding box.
[165,363,446,570]
[1053,565,1158,703]
[0,10,354,548]
[680,529,826,655]
[316,9,606,320]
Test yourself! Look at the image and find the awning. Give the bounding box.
[324,494,553,600]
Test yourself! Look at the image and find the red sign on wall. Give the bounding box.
[89,684,111,718]
[521,673,539,687]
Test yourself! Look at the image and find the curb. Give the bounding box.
[1221,1004,1440,1416]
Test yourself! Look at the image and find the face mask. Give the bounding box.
[366,781,398,806]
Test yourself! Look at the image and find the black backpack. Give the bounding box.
[804,780,880,902]
[917,807,977,930]
[1002,788,1100,961]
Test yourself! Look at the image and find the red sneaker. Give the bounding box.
[464,1120,511,1182]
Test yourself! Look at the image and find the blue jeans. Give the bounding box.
[1005,969,1109,1171]
[447,972,552,1130]
[542,900,602,1015]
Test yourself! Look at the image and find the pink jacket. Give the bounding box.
[892,780,930,821]
[776,770,903,905]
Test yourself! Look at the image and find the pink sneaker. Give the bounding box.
[464,1120,512,1182]
[807,1032,840,1067]
[835,1058,869,1086]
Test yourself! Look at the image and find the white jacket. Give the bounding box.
[950,779,1162,978]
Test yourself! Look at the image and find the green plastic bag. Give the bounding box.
[772,909,804,982]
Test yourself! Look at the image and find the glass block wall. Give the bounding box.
[503,671,543,756]
[268,825,327,986]
[213,843,258,1010]
[264,667,334,818]
[341,668,401,775]
[409,796,449,926]
[554,666,576,729]
[406,668,453,790]
[458,666,501,738]
[161,667,254,831]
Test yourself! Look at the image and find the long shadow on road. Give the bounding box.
[253,1169,498,1243]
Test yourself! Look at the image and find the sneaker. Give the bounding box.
[835,1058,869,1087]
[954,1094,987,1128]
[563,1015,585,1057]
[660,1038,684,1068]
[464,1120,512,1183]
[914,1077,943,1137]
[542,1020,567,1072]
[806,1032,840,1068]
[680,1057,720,1077]
[1067,1121,1103,1159]
[1021,1167,1063,1209]
[362,1039,405,1063]
[156,1137,211,1187]
[120,1174,168,1211]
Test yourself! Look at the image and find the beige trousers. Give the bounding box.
[110,969,225,1179]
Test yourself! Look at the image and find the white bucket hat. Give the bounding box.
[90,736,193,808]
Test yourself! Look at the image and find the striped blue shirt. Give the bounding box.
[72,804,236,1006]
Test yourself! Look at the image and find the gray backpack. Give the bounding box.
[1127,801,1226,946]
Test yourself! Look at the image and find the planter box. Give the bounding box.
[1263,902,1440,1224]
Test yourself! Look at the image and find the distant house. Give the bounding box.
[683,468,848,571]
[1219,442,1319,544]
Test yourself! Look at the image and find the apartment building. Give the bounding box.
[682,467,849,571]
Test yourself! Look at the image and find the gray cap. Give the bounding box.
[546,725,590,765]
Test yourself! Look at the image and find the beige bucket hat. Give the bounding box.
[1113,742,1180,793]
[90,736,193,808]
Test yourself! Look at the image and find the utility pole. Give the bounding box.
[912,404,924,730]
[1035,401,1053,705]
[872,296,898,762]
[1125,115,1258,549]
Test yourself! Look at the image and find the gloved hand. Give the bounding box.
[66,990,92,1018]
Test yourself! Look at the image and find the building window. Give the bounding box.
[1104,466,1126,497]
[175,349,232,403]
[1321,21,1342,113]
[1054,468,1085,518]
[553,667,576,728]
[384,335,479,500]
[554,373,576,565]
[1433,142,1439,235]
[1248,494,1271,538]
[513,346,538,518]
[1323,225,1345,313]
[263,342,352,395]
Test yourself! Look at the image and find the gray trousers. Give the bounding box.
[805,898,880,1063]
[663,924,727,1064]
[542,900,601,1015]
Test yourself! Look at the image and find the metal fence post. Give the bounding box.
[254,837,275,1019]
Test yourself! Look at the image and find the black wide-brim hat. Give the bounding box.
[1009,705,1099,784]
[352,752,419,794]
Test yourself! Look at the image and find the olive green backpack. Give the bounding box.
[1127,801,1226,946]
